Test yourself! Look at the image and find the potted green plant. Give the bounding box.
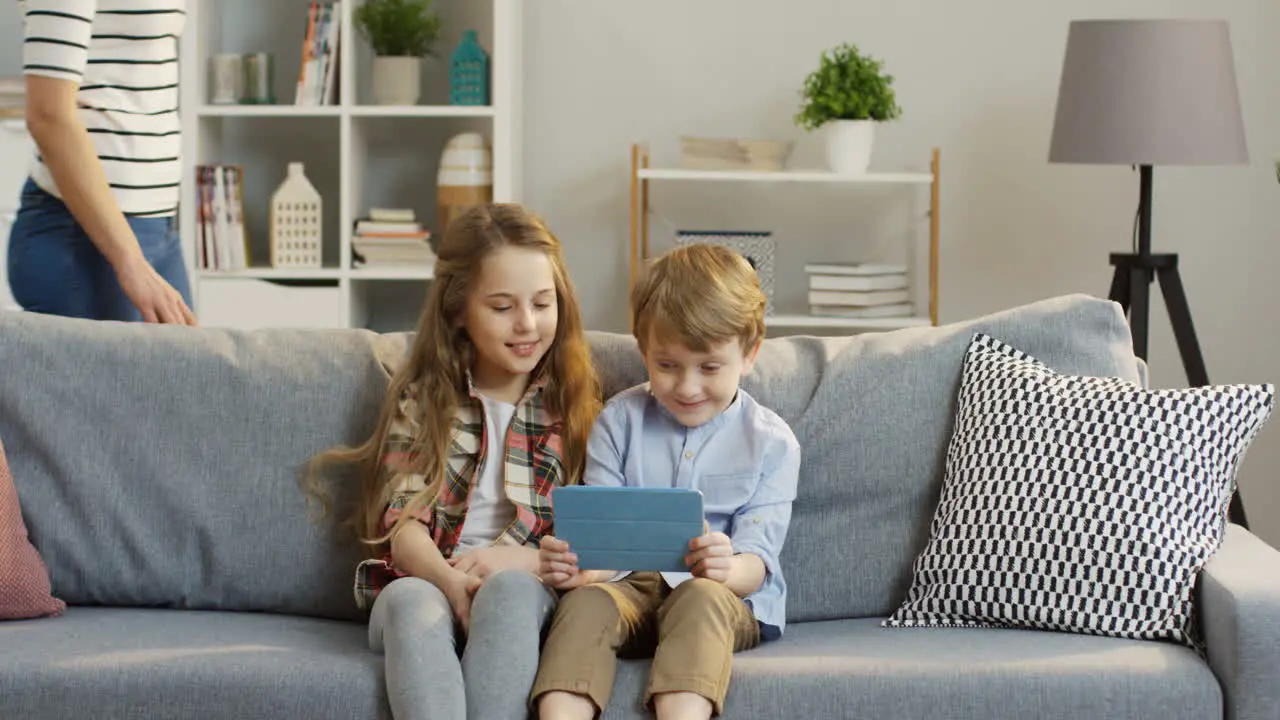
[355,0,443,105]
[794,43,902,174]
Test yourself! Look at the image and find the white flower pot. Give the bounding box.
[825,119,876,174]
[371,56,421,106]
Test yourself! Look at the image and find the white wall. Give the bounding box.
[0,5,17,80]
[1,8,25,310]
[1,1,1277,546]
[520,0,1280,547]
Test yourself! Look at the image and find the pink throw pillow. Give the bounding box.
[0,436,65,619]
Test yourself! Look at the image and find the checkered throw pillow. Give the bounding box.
[884,333,1274,645]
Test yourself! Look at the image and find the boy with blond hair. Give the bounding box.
[532,243,802,720]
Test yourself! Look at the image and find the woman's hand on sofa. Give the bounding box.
[448,545,540,580]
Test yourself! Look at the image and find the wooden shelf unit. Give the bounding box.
[628,142,942,331]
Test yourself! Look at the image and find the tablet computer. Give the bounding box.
[552,486,705,573]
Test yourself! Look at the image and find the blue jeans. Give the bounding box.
[6,178,191,321]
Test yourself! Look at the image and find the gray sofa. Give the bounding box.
[1,294,1277,720]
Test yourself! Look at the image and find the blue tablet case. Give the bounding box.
[552,486,705,572]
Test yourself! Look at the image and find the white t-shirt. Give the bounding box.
[21,0,185,217]
[454,394,518,554]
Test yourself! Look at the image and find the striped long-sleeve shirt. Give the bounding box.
[21,0,185,217]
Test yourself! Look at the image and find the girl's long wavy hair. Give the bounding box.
[303,203,602,552]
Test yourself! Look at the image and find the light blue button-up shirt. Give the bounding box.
[584,383,802,635]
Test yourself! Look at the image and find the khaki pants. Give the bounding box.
[530,572,761,716]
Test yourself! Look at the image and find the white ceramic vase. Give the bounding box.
[371,56,420,106]
[269,162,323,268]
[825,119,876,174]
[437,132,493,233]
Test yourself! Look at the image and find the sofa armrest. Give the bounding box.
[1199,523,1280,720]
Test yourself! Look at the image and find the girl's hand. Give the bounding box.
[442,570,481,634]
[686,532,734,583]
[537,536,587,590]
[448,545,540,580]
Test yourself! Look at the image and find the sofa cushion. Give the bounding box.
[0,435,65,620]
[582,294,1144,622]
[599,618,1220,719]
[0,312,397,621]
[884,333,1274,645]
[0,607,385,720]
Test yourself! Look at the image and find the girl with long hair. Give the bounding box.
[307,203,601,720]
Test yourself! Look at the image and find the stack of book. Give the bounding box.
[679,136,792,172]
[804,262,914,318]
[195,164,249,271]
[294,1,342,106]
[351,208,434,269]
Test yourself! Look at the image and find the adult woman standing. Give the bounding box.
[9,0,196,324]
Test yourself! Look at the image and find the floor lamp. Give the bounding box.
[1048,19,1252,528]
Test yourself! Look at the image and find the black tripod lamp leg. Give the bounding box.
[1154,264,1210,388]
[1128,265,1151,361]
[1152,264,1248,528]
[1108,264,1131,311]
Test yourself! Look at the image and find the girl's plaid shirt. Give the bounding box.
[353,377,565,610]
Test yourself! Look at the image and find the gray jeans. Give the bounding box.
[368,570,558,720]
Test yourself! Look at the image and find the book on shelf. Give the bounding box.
[803,262,907,277]
[351,238,436,268]
[195,164,249,271]
[809,303,915,319]
[352,208,435,268]
[809,273,908,292]
[295,2,342,106]
[369,207,416,223]
[354,220,427,236]
[807,289,910,307]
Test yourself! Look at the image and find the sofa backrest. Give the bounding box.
[582,294,1142,622]
[0,293,1140,623]
[0,312,399,621]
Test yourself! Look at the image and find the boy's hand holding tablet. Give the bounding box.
[537,535,595,591]
[538,486,718,589]
[684,531,734,583]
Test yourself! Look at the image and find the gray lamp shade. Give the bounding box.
[1049,19,1248,166]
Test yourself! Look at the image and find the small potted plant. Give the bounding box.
[355,0,443,105]
[794,43,902,174]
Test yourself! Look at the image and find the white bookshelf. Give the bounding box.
[179,0,522,332]
[629,143,942,333]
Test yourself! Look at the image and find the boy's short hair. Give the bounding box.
[630,243,767,355]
